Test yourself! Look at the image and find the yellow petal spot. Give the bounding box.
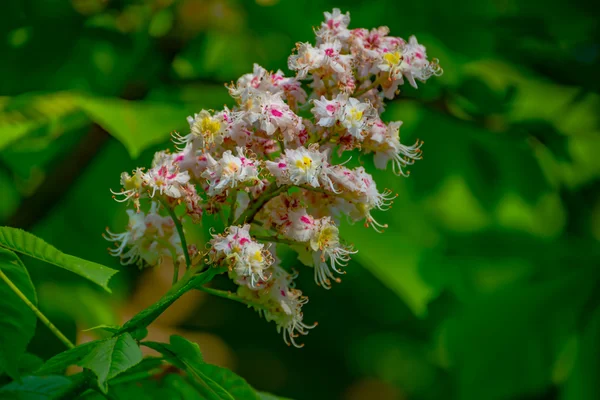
[200,116,221,137]
[348,107,363,122]
[384,51,402,65]
[295,156,313,171]
[251,251,263,263]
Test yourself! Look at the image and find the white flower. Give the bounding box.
[377,36,442,89]
[209,224,273,288]
[368,121,423,176]
[240,265,315,348]
[318,40,352,75]
[350,167,396,232]
[266,145,328,188]
[232,64,307,108]
[316,8,351,43]
[145,153,191,199]
[308,218,356,289]
[311,94,346,127]
[111,168,145,210]
[284,208,318,242]
[341,97,373,139]
[104,202,176,267]
[173,110,224,149]
[288,43,325,79]
[257,92,301,136]
[201,148,261,196]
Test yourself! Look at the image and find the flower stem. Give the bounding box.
[254,235,296,246]
[0,269,74,349]
[119,265,219,333]
[354,77,383,97]
[234,183,289,226]
[196,285,265,310]
[227,189,238,226]
[159,198,192,270]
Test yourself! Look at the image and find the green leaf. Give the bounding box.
[448,268,598,400]
[0,248,37,379]
[143,335,261,400]
[35,340,100,376]
[78,333,143,393]
[258,392,293,400]
[0,375,72,400]
[0,227,117,292]
[561,306,600,400]
[340,223,436,318]
[0,92,86,151]
[78,97,194,159]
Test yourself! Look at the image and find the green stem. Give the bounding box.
[354,77,383,97]
[253,235,296,246]
[158,198,192,270]
[234,183,289,226]
[109,368,164,386]
[155,237,179,285]
[0,269,74,349]
[227,189,238,226]
[196,286,265,310]
[119,265,220,333]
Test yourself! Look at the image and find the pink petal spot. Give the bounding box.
[280,289,286,297]
[278,162,286,169]
[271,108,283,117]
[325,48,335,57]
[239,238,250,245]
[174,155,184,162]
[300,215,312,224]
[326,104,336,113]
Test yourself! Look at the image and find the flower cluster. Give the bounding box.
[106,9,441,347]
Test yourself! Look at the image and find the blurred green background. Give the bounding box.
[1,0,599,399]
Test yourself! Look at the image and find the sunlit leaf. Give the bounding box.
[78,97,194,159]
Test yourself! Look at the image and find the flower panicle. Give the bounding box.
[105,8,441,347]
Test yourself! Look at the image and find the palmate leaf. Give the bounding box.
[143,335,264,400]
[0,248,37,379]
[0,227,117,292]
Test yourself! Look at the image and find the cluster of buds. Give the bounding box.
[106,9,441,347]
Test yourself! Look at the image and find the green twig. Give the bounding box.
[196,286,265,310]
[354,76,383,97]
[234,183,289,226]
[119,265,219,334]
[155,237,180,285]
[227,189,238,226]
[0,269,74,349]
[253,235,296,246]
[158,198,192,270]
